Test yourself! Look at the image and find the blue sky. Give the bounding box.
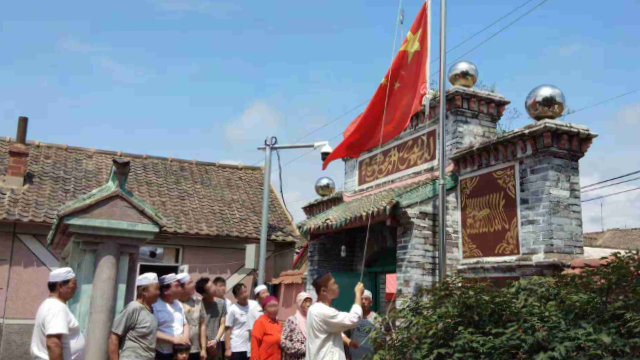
[1,0,639,230]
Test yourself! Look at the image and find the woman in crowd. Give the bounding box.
[280,292,312,360]
[250,296,282,360]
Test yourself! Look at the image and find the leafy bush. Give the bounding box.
[372,252,640,360]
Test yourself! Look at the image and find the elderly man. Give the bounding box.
[344,289,378,360]
[108,272,160,360]
[305,272,364,360]
[153,273,190,360]
[30,267,86,360]
[177,273,206,360]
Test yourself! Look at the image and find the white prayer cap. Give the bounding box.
[159,273,177,285]
[49,267,75,283]
[254,284,268,296]
[176,273,191,284]
[136,272,158,286]
[363,289,373,299]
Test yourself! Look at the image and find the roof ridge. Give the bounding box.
[0,137,260,171]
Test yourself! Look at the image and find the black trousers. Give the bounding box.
[189,352,201,360]
[230,351,248,360]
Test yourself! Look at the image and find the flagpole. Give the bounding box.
[437,0,447,282]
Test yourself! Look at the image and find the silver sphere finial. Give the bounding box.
[525,85,566,121]
[448,61,478,88]
[315,177,336,197]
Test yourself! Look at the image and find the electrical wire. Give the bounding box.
[564,89,639,118]
[430,0,538,65]
[250,0,549,168]
[581,170,640,189]
[581,187,640,203]
[439,0,551,74]
[581,176,640,193]
[275,149,293,219]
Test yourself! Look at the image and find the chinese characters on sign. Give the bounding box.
[460,165,519,258]
[358,128,436,186]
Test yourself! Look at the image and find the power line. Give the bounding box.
[254,0,549,167]
[582,187,640,203]
[582,176,640,193]
[445,0,550,68]
[430,0,538,65]
[564,89,640,117]
[581,170,640,189]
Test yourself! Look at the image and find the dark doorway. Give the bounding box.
[139,264,180,278]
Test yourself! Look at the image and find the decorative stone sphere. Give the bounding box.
[525,84,566,120]
[448,61,478,88]
[315,177,336,197]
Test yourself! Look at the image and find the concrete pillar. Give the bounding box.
[125,251,138,304]
[85,241,119,360]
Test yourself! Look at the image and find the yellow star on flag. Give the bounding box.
[399,29,422,63]
[381,77,388,85]
[394,81,401,89]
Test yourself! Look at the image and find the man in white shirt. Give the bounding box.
[224,283,252,360]
[31,267,86,360]
[153,273,190,360]
[306,272,364,360]
[247,284,268,332]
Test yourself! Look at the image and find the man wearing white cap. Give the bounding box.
[108,272,160,360]
[176,273,206,360]
[30,267,86,360]
[246,284,268,357]
[152,273,190,360]
[343,289,378,360]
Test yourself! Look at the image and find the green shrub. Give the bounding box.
[372,252,640,360]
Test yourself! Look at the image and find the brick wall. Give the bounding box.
[395,189,460,296]
[519,154,583,257]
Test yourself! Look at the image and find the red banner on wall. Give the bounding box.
[358,128,436,186]
[460,165,519,258]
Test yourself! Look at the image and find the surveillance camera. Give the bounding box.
[320,144,332,161]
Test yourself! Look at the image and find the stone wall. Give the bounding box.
[519,154,583,258]
[307,231,365,281]
[395,189,460,296]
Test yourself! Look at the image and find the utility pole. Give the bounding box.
[437,0,447,282]
[600,200,604,232]
[256,137,332,285]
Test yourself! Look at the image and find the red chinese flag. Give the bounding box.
[323,2,429,169]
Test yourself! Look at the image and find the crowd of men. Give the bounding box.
[30,267,379,360]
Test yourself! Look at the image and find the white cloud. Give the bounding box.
[556,42,582,56]
[56,37,154,85]
[225,100,282,147]
[219,159,242,165]
[148,0,240,17]
[98,57,154,85]
[57,38,107,54]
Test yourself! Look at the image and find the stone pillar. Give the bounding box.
[124,251,138,304]
[85,241,119,360]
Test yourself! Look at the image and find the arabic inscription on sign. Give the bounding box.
[358,129,436,186]
[460,165,519,258]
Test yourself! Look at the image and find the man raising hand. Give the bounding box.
[305,272,364,360]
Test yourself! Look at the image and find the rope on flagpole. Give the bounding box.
[359,0,405,284]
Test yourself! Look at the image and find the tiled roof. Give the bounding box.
[298,174,457,235]
[271,269,305,285]
[563,256,614,275]
[583,228,640,250]
[0,138,299,242]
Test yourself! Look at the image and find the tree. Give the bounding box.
[372,252,640,360]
